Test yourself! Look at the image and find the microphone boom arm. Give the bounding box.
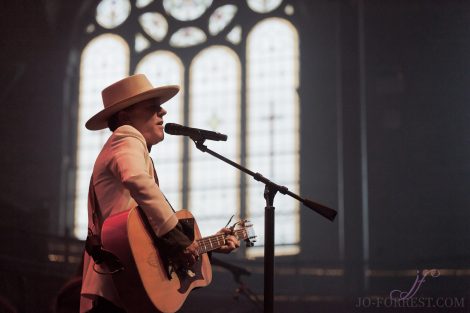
[193,139,337,221]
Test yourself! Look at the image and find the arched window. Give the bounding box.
[246,18,300,255]
[74,34,129,238]
[135,51,185,210]
[189,46,241,236]
[73,0,300,256]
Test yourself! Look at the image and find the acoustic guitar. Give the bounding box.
[101,208,256,313]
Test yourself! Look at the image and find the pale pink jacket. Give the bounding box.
[80,125,178,312]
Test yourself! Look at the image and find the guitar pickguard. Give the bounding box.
[171,258,204,294]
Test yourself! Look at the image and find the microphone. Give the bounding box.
[164,123,228,141]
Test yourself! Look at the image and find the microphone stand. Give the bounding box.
[191,137,337,313]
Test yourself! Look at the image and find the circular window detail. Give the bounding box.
[96,0,131,29]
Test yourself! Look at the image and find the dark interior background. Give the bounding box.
[1,0,469,312]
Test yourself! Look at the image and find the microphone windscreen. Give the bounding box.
[164,123,182,135]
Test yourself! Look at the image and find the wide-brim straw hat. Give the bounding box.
[85,74,179,130]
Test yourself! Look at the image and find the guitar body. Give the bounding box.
[101,209,212,313]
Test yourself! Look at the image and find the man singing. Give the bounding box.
[80,74,239,312]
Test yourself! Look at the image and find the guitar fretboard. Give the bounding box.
[196,229,246,255]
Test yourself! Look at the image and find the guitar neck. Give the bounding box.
[196,229,246,255]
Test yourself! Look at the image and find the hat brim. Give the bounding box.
[85,85,179,131]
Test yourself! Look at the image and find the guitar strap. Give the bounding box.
[85,176,123,274]
[85,176,102,260]
[89,176,103,232]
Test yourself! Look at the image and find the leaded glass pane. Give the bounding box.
[96,0,131,29]
[136,0,154,8]
[246,18,300,254]
[135,51,185,211]
[163,0,213,21]
[208,5,238,36]
[284,4,294,15]
[189,46,241,237]
[226,25,242,45]
[75,34,129,239]
[135,33,151,52]
[139,12,168,42]
[170,27,206,48]
[86,24,96,34]
[246,0,283,13]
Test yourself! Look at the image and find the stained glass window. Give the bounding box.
[75,0,300,255]
[75,34,129,239]
[246,18,300,255]
[96,0,131,29]
[188,46,241,236]
[135,51,185,211]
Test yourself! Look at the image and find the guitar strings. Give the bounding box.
[196,229,246,253]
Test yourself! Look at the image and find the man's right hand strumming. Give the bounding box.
[172,241,199,268]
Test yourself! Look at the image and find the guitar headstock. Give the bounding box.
[232,220,257,247]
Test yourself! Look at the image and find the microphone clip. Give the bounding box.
[194,138,208,151]
[189,133,208,143]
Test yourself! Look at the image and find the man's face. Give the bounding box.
[124,98,167,147]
